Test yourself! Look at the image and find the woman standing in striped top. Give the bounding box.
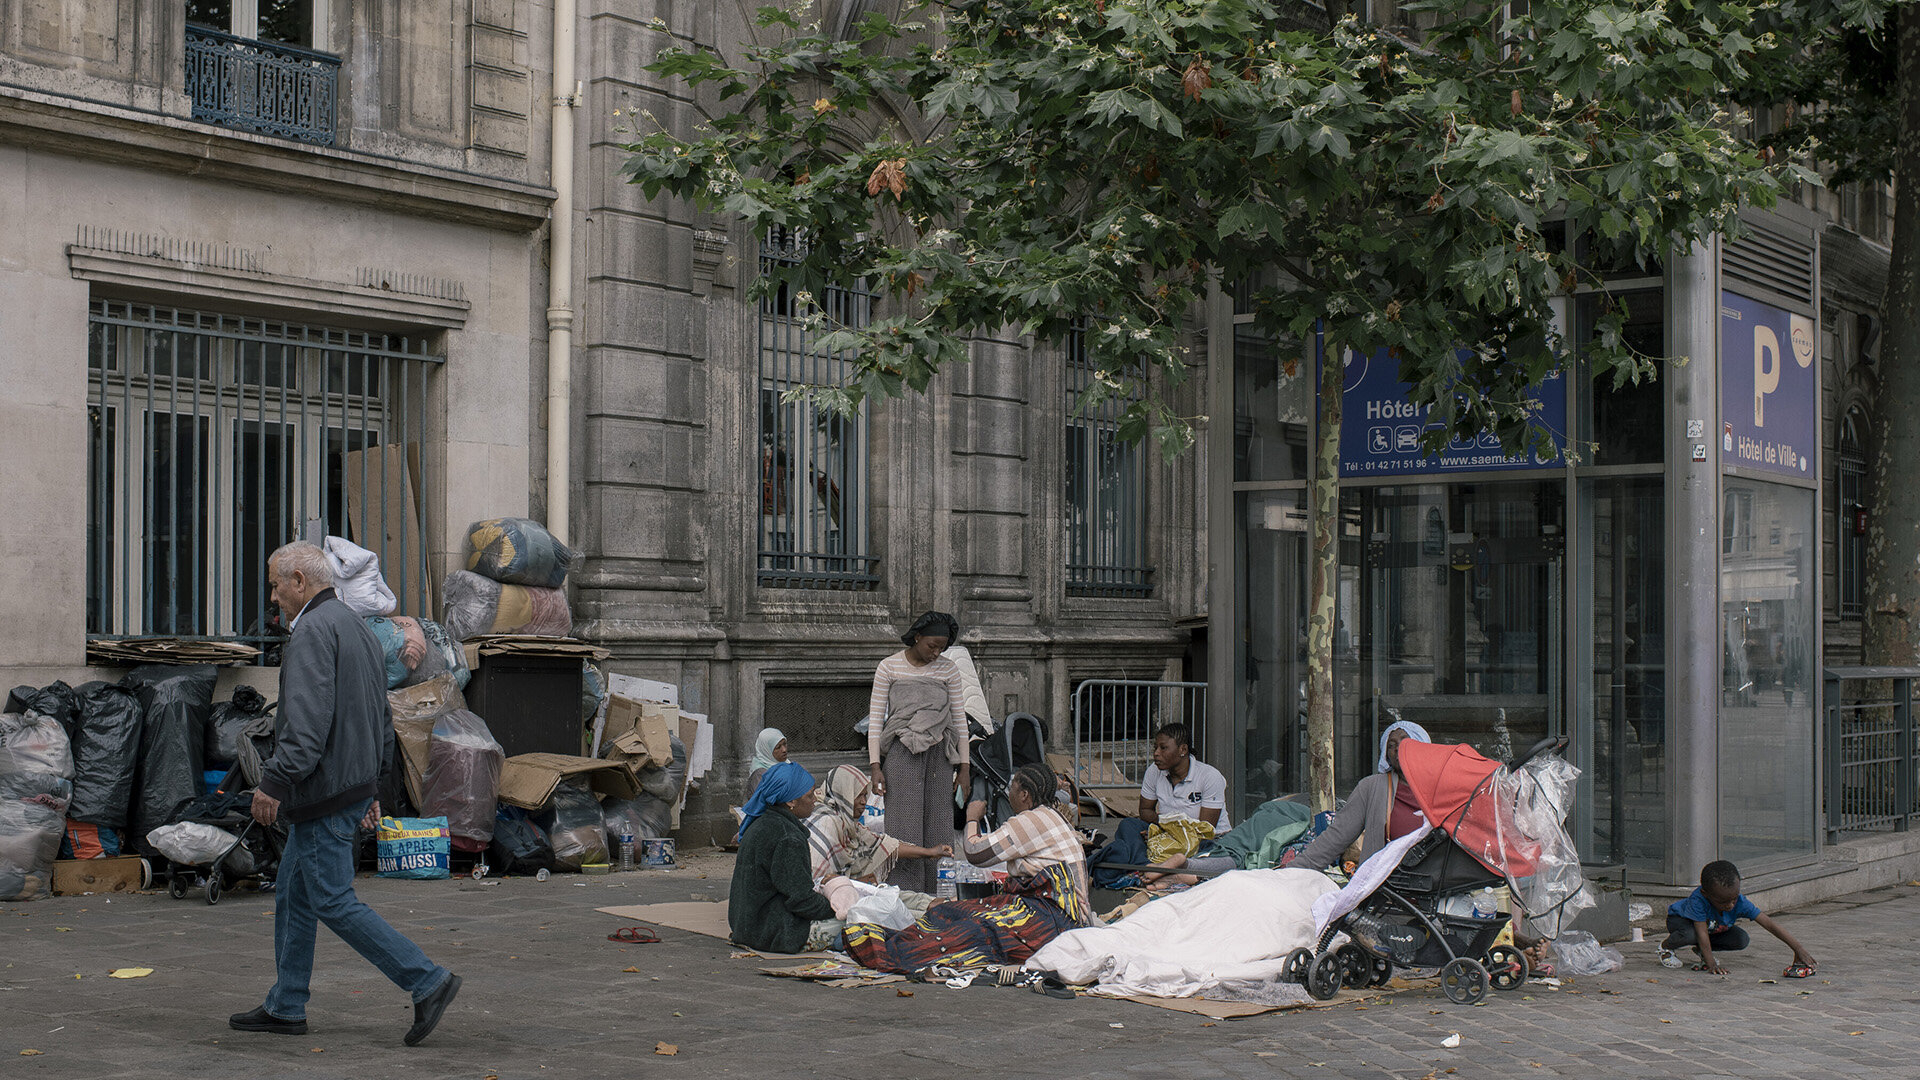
[868,610,970,894]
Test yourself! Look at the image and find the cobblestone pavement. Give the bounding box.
[2,851,1914,1080]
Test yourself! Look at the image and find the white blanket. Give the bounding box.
[1026,868,1339,1002]
[1311,821,1432,936]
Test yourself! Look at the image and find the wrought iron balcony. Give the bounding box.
[185,24,338,147]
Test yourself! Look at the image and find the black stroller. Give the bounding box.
[1287,736,1568,1006]
[158,768,284,905]
[966,712,1050,831]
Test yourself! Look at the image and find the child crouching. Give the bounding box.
[1660,859,1817,977]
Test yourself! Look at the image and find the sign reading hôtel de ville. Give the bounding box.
[1719,291,1816,481]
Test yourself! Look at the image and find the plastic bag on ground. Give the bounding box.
[0,711,74,901]
[1552,930,1624,975]
[544,777,608,871]
[440,570,572,641]
[376,815,451,880]
[464,517,579,588]
[145,821,253,874]
[204,686,273,769]
[419,708,503,851]
[6,682,81,737]
[121,664,218,857]
[845,884,918,931]
[324,535,398,617]
[490,805,556,876]
[67,681,144,828]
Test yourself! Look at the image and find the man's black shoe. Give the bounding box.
[229,1005,307,1035]
[404,973,461,1046]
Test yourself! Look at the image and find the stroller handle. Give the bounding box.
[1510,735,1568,768]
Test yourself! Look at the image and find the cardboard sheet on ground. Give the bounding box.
[597,902,842,960]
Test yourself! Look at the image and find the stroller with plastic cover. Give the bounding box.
[1287,735,1589,1005]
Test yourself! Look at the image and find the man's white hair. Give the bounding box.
[269,541,335,587]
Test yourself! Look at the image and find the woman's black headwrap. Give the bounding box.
[901,610,960,646]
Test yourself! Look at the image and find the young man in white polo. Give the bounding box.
[1137,722,1231,832]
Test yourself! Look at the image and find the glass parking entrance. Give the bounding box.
[1334,480,1564,796]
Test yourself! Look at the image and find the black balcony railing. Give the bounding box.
[185,24,338,146]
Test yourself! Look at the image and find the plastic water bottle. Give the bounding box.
[1471,887,1499,919]
[936,856,957,899]
[535,868,550,882]
[619,831,636,872]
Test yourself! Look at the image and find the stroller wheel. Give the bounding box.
[1335,944,1370,989]
[1306,951,1343,1001]
[1440,957,1490,1005]
[1369,953,1394,988]
[168,873,189,900]
[1282,948,1313,983]
[1486,944,1528,991]
[205,873,223,906]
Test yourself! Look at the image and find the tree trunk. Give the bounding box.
[1305,344,1343,812]
[1862,3,1920,668]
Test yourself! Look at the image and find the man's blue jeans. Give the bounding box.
[263,798,448,1020]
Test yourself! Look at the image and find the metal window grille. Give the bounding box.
[757,228,877,589]
[1839,409,1867,620]
[86,299,441,651]
[1065,323,1153,597]
[185,23,339,146]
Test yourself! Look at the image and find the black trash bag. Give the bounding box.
[67,681,145,828]
[538,777,608,871]
[489,806,555,876]
[6,682,81,737]
[122,664,217,856]
[205,686,273,769]
[375,729,417,819]
[604,734,689,842]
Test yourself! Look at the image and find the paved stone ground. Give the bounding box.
[3,851,1915,1080]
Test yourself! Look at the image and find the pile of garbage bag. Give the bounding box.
[0,711,75,901]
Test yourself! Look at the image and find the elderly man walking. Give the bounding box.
[229,541,461,1045]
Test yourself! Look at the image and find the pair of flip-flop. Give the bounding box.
[607,925,661,944]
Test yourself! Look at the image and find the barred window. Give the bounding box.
[1839,407,1867,621]
[87,300,439,647]
[757,228,877,589]
[1065,323,1152,598]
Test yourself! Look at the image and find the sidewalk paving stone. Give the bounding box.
[3,861,1917,1079]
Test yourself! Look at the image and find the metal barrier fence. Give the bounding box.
[1824,666,1920,839]
[1070,680,1208,808]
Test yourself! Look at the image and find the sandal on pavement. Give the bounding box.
[608,925,661,944]
[1783,963,1815,979]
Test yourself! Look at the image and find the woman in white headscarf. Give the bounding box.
[1284,720,1432,872]
[744,727,790,803]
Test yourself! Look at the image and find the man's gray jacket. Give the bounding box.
[258,588,393,822]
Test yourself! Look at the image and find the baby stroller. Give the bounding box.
[967,712,1050,831]
[150,767,284,905]
[1288,736,1570,1006]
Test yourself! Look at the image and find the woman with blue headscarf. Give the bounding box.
[1284,720,1432,872]
[728,761,840,953]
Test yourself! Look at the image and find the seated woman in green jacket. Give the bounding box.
[728,761,840,953]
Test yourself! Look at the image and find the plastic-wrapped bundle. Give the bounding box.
[67,682,144,828]
[440,570,572,641]
[490,806,555,876]
[364,616,414,689]
[389,675,466,809]
[418,620,470,689]
[0,711,75,901]
[544,777,608,871]
[5,682,81,738]
[122,664,217,857]
[324,535,397,617]
[144,821,253,875]
[420,708,503,851]
[204,686,273,769]
[602,734,686,842]
[464,517,579,589]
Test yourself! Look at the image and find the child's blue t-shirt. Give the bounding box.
[1669,888,1761,930]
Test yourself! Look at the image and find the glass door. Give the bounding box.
[1235,490,1309,813]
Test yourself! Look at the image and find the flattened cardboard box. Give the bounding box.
[498,753,641,809]
[53,856,147,896]
[604,694,676,768]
